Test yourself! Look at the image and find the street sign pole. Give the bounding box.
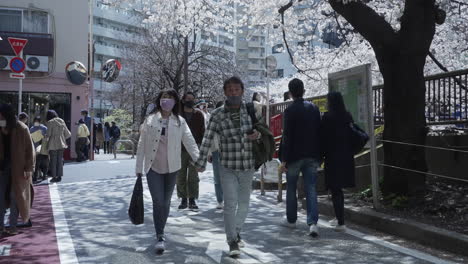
[18,49,23,114]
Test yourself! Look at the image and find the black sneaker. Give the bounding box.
[228,242,241,257]
[237,234,245,248]
[178,198,188,210]
[188,198,199,211]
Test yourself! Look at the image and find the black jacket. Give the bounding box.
[320,111,355,189]
[110,126,121,139]
[280,98,321,163]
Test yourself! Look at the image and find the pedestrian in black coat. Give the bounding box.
[320,91,356,229]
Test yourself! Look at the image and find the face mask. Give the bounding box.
[160,98,176,112]
[184,100,195,108]
[34,122,40,126]
[200,105,206,110]
[226,95,242,106]
[0,120,6,128]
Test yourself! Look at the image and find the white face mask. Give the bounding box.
[34,122,40,126]
[0,120,6,128]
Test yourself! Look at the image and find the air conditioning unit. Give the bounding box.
[0,55,15,71]
[25,55,49,72]
[0,55,50,72]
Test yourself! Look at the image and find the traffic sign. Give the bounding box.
[10,73,25,79]
[8,38,28,56]
[9,57,26,73]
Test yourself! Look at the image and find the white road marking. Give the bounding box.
[49,182,79,264]
[0,245,11,256]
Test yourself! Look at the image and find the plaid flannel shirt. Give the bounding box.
[194,103,255,171]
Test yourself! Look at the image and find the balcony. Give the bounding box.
[248,41,265,48]
[94,43,123,58]
[93,25,141,44]
[94,7,142,28]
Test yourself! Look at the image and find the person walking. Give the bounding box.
[251,92,263,121]
[208,101,224,210]
[109,121,121,154]
[135,89,199,255]
[104,122,111,154]
[320,91,356,231]
[194,76,261,257]
[76,119,90,162]
[80,110,91,160]
[177,92,205,211]
[0,104,34,235]
[30,116,48,183]
[279,78,321,237]
[45,110,71,183]
[196,99,210,128]
[95,123,105,154]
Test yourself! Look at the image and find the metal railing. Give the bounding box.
[113,139,135,159]
[373,69,468,125]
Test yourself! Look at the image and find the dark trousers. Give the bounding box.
[146,169,178,238]
[75,137,88,161]
[103,141,110,154]
[49,149,64,178]
[330,187,345,225]
[33,154,49,181]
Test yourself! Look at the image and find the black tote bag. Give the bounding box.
[128,175,144,225]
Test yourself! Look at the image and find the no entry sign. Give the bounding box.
[9,57,26,73]
[8,37,28,56]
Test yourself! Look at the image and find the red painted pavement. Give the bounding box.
[0,184,60,264]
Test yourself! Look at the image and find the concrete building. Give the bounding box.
[91,0,146,121]
[0,0,89,159]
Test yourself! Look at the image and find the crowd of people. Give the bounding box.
[134,76,356,257]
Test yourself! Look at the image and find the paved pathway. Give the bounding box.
[1,158,465,263]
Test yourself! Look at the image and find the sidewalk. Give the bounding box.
[0,184,60,263]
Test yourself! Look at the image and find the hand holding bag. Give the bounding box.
[128,174,144,225]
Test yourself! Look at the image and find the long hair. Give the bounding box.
[252,92,260,102]
[104,122,110,129]
[0,104,17,132]
[152,89,181,124]
[97,123,103,133]
[327,91,347,115]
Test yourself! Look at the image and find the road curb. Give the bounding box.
[317,199,468,257]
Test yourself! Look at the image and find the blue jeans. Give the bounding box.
[286,158,319,225]
[146,169,177,238]
[220,167,254,243]
[212,151,223,203]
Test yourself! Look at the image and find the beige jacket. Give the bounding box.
[0,121,35,222]
[46,117,71,151]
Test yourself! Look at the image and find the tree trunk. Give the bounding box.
[381,53,428,195]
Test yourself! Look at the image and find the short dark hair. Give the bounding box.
[288,78,304,98]
[0,104,17,132]
[183,92,195,100]
[223,76,244,91]
[46,110,58,121]
[33,116,41,123]
[19,112,28,120]
[81,109,88,115]
[78,119,85,124]
[111,121,116,125]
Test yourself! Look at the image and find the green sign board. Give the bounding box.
[328,64,372,134]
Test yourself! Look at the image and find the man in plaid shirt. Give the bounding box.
[195,76,260,257]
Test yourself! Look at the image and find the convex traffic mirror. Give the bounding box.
[101,59,121,82]
[65,61,87,85]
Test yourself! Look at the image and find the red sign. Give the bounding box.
[9,57,26,73]
[8,37,28,56]
[10,73,25,79]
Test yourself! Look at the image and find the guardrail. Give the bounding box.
[113,139,135,159]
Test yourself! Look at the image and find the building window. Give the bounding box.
[0,9,22,32]
[0,8,49,33]
[272,44,283,54]
[277,69,284,78]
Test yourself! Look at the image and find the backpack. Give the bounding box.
[349,122,369,154]
[246,103,276,170]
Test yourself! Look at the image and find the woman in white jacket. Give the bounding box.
[135,89,199,254]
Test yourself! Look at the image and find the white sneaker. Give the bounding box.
[309,224,319,237]
[155,238,165,254]
[280,218,296,228]
[216,202,224,209]
[329,218,338,227]
[335,225,346,232]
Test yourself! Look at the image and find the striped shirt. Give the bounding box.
[194,103,255,171]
